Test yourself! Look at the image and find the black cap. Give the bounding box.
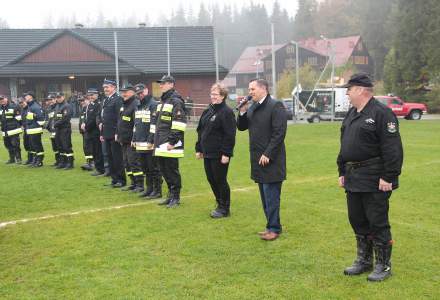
[45,94,55,100]
[103,78,117,86]
[156,75,175,84]
[55,92,64,98]
[23,91,35,98]
[341,73,374,88]
[134,83,146,94]
[119,84,135,92]
[87,88,99,95]
[0,95,6,100]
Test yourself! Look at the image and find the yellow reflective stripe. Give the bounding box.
[154,148,184,158]
[1,131,4,137]
[51,132,56,137]
[126,171,133,176]
[161,103,173,112]
[6,128,22,136]
[56,114,63,117]
[48,112,54,118]
[133,172,144,176]
[171,121,186,132]
[7,109,14,113]
[37,121,45,126]
[122,116,131,121]
[26,113,34,120]
[142,117,150,123]
[15,115,22,120]
[85,155,93,159]
[135,111,150,118]
[5,116,13,119]
[36,152,45,156]
[161,115,171,121]
[150,125,156,133]
[65,153,74,157]
[26,127,43,134]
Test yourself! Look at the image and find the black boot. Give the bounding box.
[167,189,181,208]
[132,176,144,193]
[29,153,38,167]
[23,152,33,165]
[139,175,153,198]
[158,188,172,206]
[147,177,163,199]
[121,175,136,191]
[56,155,66,169]
[33,155,44,168]
[6,152,15,164]
[367,241,393,282]
[103,167,111,177]
[344,235,373,276]
[63,156,74,170]
[15,151,22,164]
[81,159,94,171]
[52,153,60,167]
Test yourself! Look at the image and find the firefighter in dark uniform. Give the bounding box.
[83,88,105,176]
[148,75,186,208]
[79,96,94,171]
[19,98,32,165]
[0,95,22,164]
[44,94,59,167]
[116,84,142,192]
[100,79,126,188]
[23,91,45,167]
[337,73,403,282]
[133,83,162,199]
[53,92,74,169]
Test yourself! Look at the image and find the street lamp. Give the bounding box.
[290,40,300,118]
[320,34,335,122]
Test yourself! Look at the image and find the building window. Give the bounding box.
[265,60,272,70]
[285,58,295,69]
[286,45,295,54]
[353,56,368,65]
[357,42,363,51]
[308,56,318,66]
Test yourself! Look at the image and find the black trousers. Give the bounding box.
[82,134,93,159]
[138,152,160,178]
[55,127,73,157]
[50,135,58,154]
[157,157,181,192]
[23,133,31,152]
[204,158,231,213]
[86,135,104,173]
[122,143,141,178]
[104,138,125,184]
[28,133,44,157]
[346,191,392,244]
[3,135,21,158]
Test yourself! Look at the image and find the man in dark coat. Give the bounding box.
[237,78,287,241]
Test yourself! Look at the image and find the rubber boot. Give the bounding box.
[367,241,393,282]
[344,235,373,276]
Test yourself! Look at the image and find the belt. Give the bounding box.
[345,157,382,169]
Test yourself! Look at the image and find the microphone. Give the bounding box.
[235,95,252,111]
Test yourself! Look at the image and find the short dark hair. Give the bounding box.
[249,78,269,92]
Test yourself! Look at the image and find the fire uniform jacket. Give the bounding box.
[79,106,86,134]
[24,100,45,135]
[337,97,404,192]
[45,104,57,138]
[149,89,186,158]
[84,101,101,138]
[1,102,22,137]
[116,95,138,144]
[132,95,158,152]
[53,102,73,129]
[100,93,123,139]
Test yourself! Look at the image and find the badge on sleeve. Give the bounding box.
[387,122,397,133]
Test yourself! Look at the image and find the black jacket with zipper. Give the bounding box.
[116,95,138,144]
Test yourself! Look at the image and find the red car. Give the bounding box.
[376,95,428,120]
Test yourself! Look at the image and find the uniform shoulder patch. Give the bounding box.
[387,122,397,133]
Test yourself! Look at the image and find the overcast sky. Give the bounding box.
[3,0,299,28]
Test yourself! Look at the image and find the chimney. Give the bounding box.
[74,23,84,29]
[138,22,146,28]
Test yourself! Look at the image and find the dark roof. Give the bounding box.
[0,27,227,76]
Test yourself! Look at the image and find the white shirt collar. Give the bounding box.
[258,94,268,104]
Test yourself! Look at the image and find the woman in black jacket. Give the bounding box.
[196,83,236,218]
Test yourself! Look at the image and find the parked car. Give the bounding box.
[376,95,428,120]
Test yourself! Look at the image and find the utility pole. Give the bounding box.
[167,27,171,76]
[113,31,120,91]
[321,35,335,122]
[215,37,219,82]
[271,22,277,99]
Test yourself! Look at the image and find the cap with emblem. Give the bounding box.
[103,79,117,86]
[0,95,6,100]
[119,84,135,92]
[45,94,55,100]
[156,75,175,84]
[55,92,64,98]
[134,83,146,94]
[87,88,99,95]
[341,73,374,88]
[23,91,35,98]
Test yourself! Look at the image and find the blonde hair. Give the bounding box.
[211,83,229,100]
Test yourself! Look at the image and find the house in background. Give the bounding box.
[0,26,227,106]
[226,35,374,96]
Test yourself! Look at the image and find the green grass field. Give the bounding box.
[0,120,439,299]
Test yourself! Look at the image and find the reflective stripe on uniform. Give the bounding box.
[154,147,184,158]
[5,116,13,119]
[26,112,34,120]
[65,153,74,157]
[171,121,186,132]
[85,155,93,159]
[51,132,56,138]
[26,127,43,135]
[15,115,22,121]
[6,128,23,136]
[1,131,4,137]
[37,121,45,126]
[161,115,171,121]
[161,103,173,112]
[133,172,144,176]
[150,125,156,133]
[122,116,131,122]
[126,171,133,176]
[36,152,45,156]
